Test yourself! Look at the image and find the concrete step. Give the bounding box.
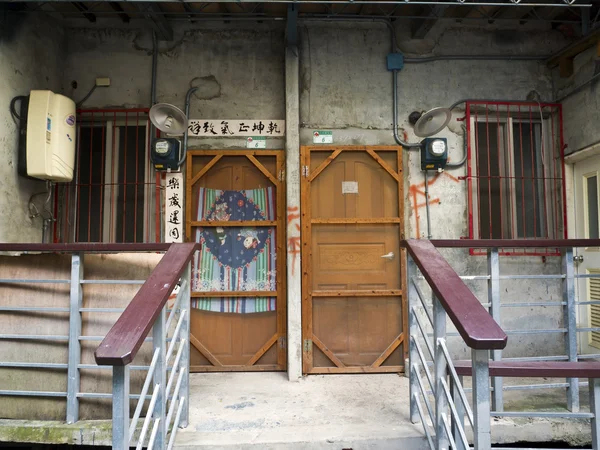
[174,372,428,450]
[174,426,429,449]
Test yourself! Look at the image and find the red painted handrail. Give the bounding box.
[95,243,199,366]
[403,239,507,350]
[430,239,600,249]
[0,243,171,253]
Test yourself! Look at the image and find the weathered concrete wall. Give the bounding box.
[555,46,600,156]
[0,17,581,410]
[64,22,286,150]
[60,19,573,359]
[0,252,162,421]
[0,12,66,243]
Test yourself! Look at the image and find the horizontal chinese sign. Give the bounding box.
[188,120,285,137]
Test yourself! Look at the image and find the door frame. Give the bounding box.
[300,145,407,374]
[185,149,287,372]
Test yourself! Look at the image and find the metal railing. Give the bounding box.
[406,239,600,450]
[432,239,600,413]
[0,243,170,422]
[0,242,195,450]
[95,243,197,450]
[406,239,507,449]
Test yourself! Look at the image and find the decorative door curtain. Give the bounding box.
[192,187,277,313]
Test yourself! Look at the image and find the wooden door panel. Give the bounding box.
[186,150,285,372]
[302,146,405,374]
[312,225,401,291]
[312,297,402,367]
[310,152,399,219]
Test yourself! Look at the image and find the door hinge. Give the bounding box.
[302,165,309,178]
[278,336,287,349]
[304,339,312,352]
[278,169,285,181]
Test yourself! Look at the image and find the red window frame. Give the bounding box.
[465,101,567,256]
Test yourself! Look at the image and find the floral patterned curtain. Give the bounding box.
[192,187,277,313]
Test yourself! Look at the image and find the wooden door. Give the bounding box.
[186,150,286,372]
[301,146,406,374]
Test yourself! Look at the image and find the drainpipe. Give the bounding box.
[423,170,432,239]
[151,31,158,106]
[178,87,198,167]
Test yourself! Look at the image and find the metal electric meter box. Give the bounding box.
[151,138,181,171]
[420,137,448,171]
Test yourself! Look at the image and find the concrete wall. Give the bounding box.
[0,16,586,420]
[555,46,600,156]
[59,19,574,360]
[0,12,66,243]
[0,252,163,421]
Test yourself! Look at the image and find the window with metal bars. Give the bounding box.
[466,101,566,255]
[53,109,162,243]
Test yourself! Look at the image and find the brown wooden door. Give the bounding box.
[186,150,286,372]
[301,146,406,374]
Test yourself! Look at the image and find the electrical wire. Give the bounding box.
[10,95,26,122]
[76,85,97,108]
[28,181,55,221]
[445,125,468,169]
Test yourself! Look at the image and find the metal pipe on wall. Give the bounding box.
[178,87,198,167]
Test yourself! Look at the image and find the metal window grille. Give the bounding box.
[466,101,566,256]
[53,109,162,243]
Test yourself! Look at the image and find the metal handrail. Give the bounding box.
[403,239,507,350]
[0,242,196,450]
[91,243,196,450]
[407,239,600,449]
[95,243,198,366]
[0,243,171,253]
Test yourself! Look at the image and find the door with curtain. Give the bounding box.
[186,150,286,372]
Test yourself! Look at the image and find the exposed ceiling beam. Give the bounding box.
[492,5,535,21]
[411,5,448,39]
[109,2,130,23]
[137,3,173,40]
[72,2,96,22]
[9,0,596,6]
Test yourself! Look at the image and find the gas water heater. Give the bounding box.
[18,90,76,182]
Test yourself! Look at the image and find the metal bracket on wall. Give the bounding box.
[302,166,309,178]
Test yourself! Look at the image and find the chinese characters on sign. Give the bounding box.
[165,172,183,243]
[188,120,285,137]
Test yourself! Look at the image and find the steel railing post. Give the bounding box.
[487,248,503,412]
[451,374,466,450]
[407,255,419,424]
[433,295,449,449]
[67,252,84,423]
[590,377,600,450]
[472,348,491,450]
[563,247,579,412]
[153,307,167,448]
[180,262,191,429]
[112,365,130,450]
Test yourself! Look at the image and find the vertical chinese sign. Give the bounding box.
[165,172,184,243]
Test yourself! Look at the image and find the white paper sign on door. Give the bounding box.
[342,181,359,194]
